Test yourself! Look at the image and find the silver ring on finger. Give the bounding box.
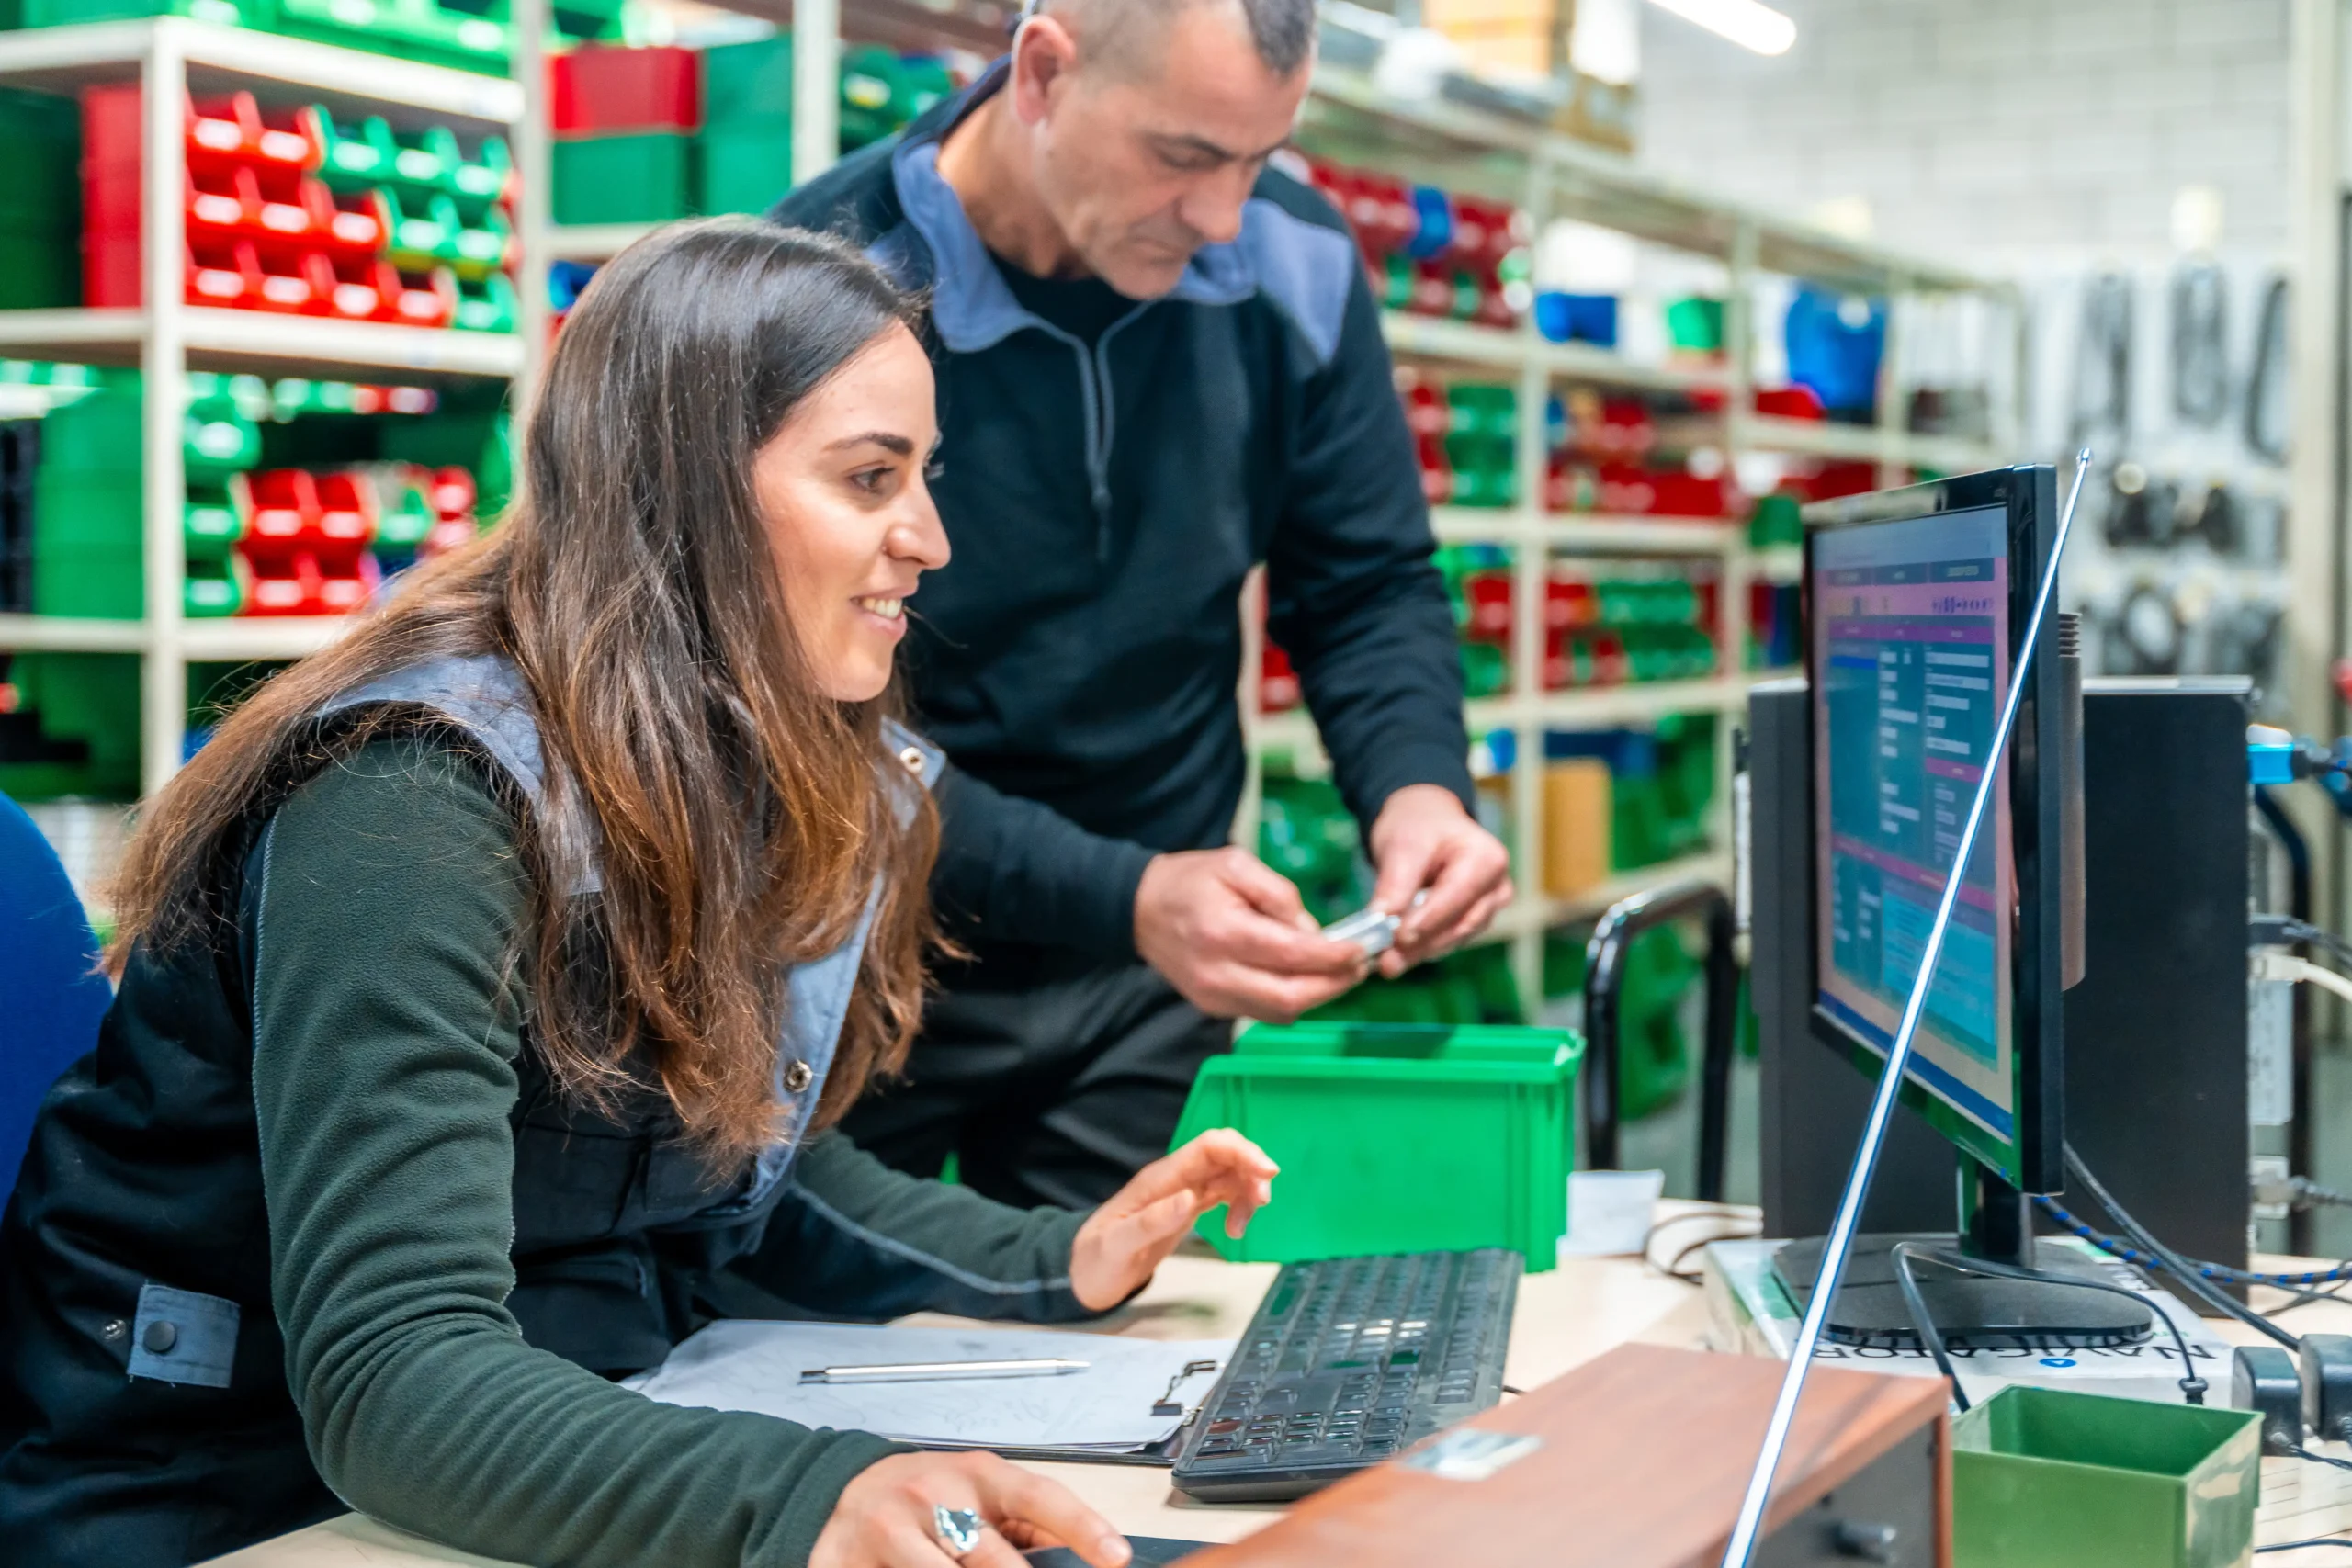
[933,1504,986,1560]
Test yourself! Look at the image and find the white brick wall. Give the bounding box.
[1634,0,2293,266]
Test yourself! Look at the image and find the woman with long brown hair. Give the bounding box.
[0,219,1274,1568]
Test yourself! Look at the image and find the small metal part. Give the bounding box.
[1151,1358,1221,1417]
[783,1059,814,1094]
[1829,1520,1900,1562]
[141,1320,177,1356]
[1322,907,1402,956]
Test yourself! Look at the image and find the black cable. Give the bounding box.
[2290,1446,2352,1473]
[2256,916,2352,978]
[2036,1197,2352,1288]
[2064,1144,2303,1351]
[1889,1242,1968,1412]
[1905,1245,2207,1406]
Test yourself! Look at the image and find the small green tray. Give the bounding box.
[1952,1385,2260,1568]
[1170,1021,1579,1271]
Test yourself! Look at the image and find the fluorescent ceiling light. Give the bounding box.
[1646,0,1798,56]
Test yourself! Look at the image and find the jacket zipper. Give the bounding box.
[1046,303,1152,565]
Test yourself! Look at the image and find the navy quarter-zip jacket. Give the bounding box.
[774,66,1474,976]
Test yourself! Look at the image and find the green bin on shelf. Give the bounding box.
[309,115,511,213]
[1170,1021,1579,1271]
[698,124,794,218]
[554,132,696,226]
[31,388,141,477]
[22,0,251,25]
[1664,296,1725,355]
[704,33,794,128]
[185,491,243,564]
[1,653,142,802]
[0,231,78,311]
[185,562,242,618]
[31,543,142,618]
[273,0,508,74]
[1952,1386,2258,1568]
[31,471,141,551]
[452,269,517,334]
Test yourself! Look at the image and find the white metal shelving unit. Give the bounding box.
[0,18,526,795]
[514,3,2022,1009]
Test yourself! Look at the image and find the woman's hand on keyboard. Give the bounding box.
[1069,1130,1279,1312]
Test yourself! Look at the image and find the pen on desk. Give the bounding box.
[797,1357,1091,1385]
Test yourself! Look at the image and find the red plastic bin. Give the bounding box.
[242,556,379,617]
[187,166,386,257]
[234,468,378,562]
[187,242,328,315]
[550,45,703,134]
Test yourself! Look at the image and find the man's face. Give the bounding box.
[1022,6,1310,298]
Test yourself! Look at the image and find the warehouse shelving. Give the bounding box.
[0,19,526,795]
[514,3,2020,1007]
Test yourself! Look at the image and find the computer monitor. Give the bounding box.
[1778,465,2151,1349]
[1804,465,2064,1199]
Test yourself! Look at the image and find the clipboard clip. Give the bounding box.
[1150,1359,1220,1418]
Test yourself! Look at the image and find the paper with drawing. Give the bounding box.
[626,1322,1233,1453]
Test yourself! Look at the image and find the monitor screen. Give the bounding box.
[1810,502,2016,1152]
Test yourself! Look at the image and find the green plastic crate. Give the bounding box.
[34,386,141,475]
[553,132,695,226]
[382,186,512,279]
[22,0,247,25]
[698,123,793,217]
[1952,1386,2259,1568]
[0,88,78,230]
[704,33,793,128]
[0,230,77,310]
[274,0,507,74]
[452,268,516,333]
[308,112,511,215]
[1170,1021,1580,1271]
[184,490,242,563]
[185,560,241,617]
[31,541,141,617]
[1664,296,1724,355]
[31,469,141,551]
[3,652,141,800]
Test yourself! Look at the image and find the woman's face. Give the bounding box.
[753,322,950,703]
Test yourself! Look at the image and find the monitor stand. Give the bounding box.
[1768,1160,2154,1350]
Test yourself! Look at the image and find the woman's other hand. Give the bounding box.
[1069,1130,1279,1312]
[810,1450,1130,1568]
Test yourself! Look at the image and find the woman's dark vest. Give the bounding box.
[0,655,940,1566]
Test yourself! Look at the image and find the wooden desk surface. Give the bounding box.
[205,1225,1722,1568]
[209,1232,2352,1567]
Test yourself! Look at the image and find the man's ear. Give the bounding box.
[1009,12,1080,125]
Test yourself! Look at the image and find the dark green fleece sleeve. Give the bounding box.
[250,740,903,1568]
[736,1131,1095,1322]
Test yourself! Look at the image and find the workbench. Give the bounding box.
[202,1213,2352,1567]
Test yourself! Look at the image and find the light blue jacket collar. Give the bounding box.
[887,70,1262,355]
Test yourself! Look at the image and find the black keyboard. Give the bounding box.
[1170,1247,1521,1503]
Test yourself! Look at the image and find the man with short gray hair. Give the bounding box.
[775,0,1513,1208]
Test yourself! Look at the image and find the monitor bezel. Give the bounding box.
[1801,465,2064,1194]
